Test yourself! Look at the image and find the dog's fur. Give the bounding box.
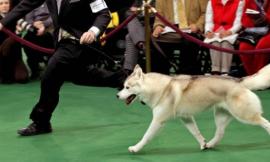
[117,65,270,153]
[241,64,270,90]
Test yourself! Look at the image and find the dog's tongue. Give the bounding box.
[125,94,136,105]
[125,100,131,105]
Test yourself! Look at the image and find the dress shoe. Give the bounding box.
[17,122,52,136]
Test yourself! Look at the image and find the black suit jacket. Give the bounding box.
[1,0,111,40]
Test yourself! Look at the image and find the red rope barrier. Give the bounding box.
[2,27,54,54]
[1,12,139,54]
[3,7,270,56]
[154,11,270,55]
[100,12,139,42]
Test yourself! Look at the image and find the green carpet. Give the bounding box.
[0,81,270,162]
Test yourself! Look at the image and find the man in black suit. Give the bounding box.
[0,0,127,136]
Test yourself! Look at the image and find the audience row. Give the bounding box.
[1,0,270,85]
[122,0,270,76]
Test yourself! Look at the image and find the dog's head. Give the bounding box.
[117,65,144,105]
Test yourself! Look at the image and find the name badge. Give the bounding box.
[90,0,108,13]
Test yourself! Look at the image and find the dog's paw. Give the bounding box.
[205,142,215,149]
[199,139,208,150]
[128,146,140,153]
[200,144,208,150]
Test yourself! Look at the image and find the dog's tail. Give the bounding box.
[241,64,270,90]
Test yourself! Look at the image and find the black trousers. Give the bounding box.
[30,39,125,124]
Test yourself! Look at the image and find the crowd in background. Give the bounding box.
[1,0,270,84]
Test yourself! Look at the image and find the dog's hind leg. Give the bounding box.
[237,114,270,135]
[226,90,270,135]
[234,113,270,135]
[206,108,232,149]
[181,117,207,150]
[258,117,270,134]
[128,107,172,153]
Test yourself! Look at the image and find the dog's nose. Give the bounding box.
[116,94,119,98]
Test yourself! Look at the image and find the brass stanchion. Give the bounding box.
[144,0,151,72]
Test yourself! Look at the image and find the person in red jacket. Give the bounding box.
[204,0,244,75]
[239,0,270,75]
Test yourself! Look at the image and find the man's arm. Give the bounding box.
[0,0,45,28]
[80,0,111,44]
[195,0,208,33]
[90,8,111,37]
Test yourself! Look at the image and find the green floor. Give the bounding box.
[0,81,270,162]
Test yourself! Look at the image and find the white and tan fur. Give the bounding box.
[117,65,270,153]
[241,64,270,90]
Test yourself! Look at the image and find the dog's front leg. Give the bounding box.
[128,107,171,153]
[180,116,207,150]
[128,119,162,153]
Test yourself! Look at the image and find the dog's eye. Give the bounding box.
[126,86,130,89]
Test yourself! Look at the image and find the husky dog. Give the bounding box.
[117,65,270,153]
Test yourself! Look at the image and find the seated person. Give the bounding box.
[0,0,28,83]
[16,3,54,80]
[238,0,270,75]
[204,0,244,75]
[151,0,208,75]
[122,0,155,74]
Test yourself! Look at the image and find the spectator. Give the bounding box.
[204,0,245,75]
[122,0,155,74]
[151,0,208,74]
[0,0,28,83]
[238,0,270,75]
[16,3,54,80]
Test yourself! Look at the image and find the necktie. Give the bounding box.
[178,0,188,28]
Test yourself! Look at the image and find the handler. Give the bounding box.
[0,0,128,136]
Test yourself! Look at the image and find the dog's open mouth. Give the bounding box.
[125,94,137,105]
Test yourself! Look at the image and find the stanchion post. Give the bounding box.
[144,0,151,72]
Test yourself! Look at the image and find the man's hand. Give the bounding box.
[0,23,3,31]
[80,30,96,44]
[33,21,45,36]
[152,26,164,38]
[189,24,199,33]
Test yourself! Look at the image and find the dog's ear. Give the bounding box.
[134,64,144,79]
[134,64,141,71]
